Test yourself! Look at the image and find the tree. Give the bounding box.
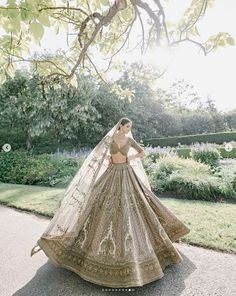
[159,79,204,113]
[115,63,166,138]
[204,95,225,132]
[181,111,215,135]
[0,0,234,95]
[0,71,43,149]
[223,109,236,131]
[0,70,101,149]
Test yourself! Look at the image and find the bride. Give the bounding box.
[31,117,190,288]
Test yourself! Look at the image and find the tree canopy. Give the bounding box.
[0,0,234,95]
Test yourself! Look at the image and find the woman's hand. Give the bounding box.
[106,155,112,164]
[127,155,135,163]
[127,152,144,163]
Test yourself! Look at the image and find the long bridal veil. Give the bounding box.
[31,117,151,256]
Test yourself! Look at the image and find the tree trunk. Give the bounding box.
[26,134,32,150]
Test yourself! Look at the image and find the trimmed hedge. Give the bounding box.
[218,147,236,158]
[143,131,236,147]
[176,147,236,159]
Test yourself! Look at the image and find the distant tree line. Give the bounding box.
[0,63,235,152]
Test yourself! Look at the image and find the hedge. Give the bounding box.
[143,131,236,147]
[175,147,236,159]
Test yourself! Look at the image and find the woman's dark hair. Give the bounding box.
[118,117,132,130]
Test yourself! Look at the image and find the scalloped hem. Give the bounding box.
[37,238,183,288]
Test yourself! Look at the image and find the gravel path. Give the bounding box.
[0,204,236,296]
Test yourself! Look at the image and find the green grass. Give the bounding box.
[0,182,63,217]
[0,181,235,254]
[161,197,236,254]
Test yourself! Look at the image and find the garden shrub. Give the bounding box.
[145,155,212,194]
[213,164,236,197]
[0,150,85,186]
[166,169,223,201]
[145,154,236,201]
[175,148,191,158]
[145,146,178,163]
[190,143,221,168]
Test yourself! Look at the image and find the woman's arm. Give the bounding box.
[128,137,146,161]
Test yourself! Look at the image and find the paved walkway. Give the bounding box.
[0,204,236,296]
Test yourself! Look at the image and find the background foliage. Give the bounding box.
[1,65,236,153]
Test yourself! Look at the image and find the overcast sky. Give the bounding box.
[16,0,236,112]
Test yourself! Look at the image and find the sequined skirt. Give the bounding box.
[36,162,190,288]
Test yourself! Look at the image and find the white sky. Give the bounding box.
[157,0,236,112]
[5,0,236,112]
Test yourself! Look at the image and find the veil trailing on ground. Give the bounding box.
[31,117,151,256]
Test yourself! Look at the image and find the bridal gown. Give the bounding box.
[31,136,190,288]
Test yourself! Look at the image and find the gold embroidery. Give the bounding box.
[36,162,190,288]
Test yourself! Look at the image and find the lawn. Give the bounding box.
[0,182,62,217]
[0,181,235,254]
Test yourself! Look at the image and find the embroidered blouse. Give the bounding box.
[109,137,144,156]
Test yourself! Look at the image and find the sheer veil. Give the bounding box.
[31,117,151,256]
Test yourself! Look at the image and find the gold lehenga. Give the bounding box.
[35,161,190,288]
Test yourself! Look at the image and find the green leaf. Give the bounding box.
[29,21,44,41]
[227,37,235,46]
[7,6,19,18]
[120,7,132,19]
[218,39,225,46]
[2,18,14,33]
[37,13,51,27]
[20,8,28,21]
[10,16,21,33]
[20,2,35,21]
[100,0,109,5]
[7,0,16,4]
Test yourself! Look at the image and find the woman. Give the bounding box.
[31,117,190,288]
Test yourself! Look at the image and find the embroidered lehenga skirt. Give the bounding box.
[37,162,190,288]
